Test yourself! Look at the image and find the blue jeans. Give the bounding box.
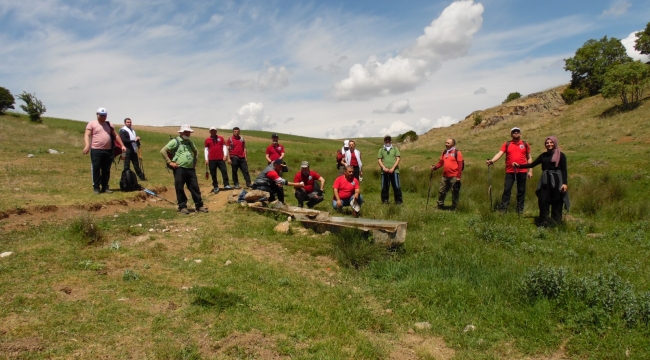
[332,194,364,209]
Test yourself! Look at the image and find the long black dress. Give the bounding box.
[518,151,568,224]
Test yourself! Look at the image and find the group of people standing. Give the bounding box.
[84,107,568,225]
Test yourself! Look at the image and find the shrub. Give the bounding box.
[502,92,522,103]
[17,91,47,122]
[561,87,581,105]
[331,228,383,269]
[601,61,650,107]
[473,114,483,126]
[0,86,15,114]
[69,215,105,245]
[520,265,568,301]
[395,130,418,143]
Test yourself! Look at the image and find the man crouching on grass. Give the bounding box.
[332,165,363,217]
[160,124,208,214]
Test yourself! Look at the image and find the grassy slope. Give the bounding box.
[1,91,650,359]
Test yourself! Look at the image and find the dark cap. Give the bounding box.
[383,135,392,142]
[271,133,278,138]
[273,159,284,165]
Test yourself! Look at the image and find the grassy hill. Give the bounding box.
[1,90,650,359]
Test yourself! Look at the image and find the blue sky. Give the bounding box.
[1,0,648,138]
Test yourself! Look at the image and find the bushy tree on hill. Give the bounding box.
[0,86,15,115]
[502,92,522,103]
[601,61,650,106]
[396,130,418,143]
[564,36,632,96]
[634,22,650,57]
[18,91,47,123]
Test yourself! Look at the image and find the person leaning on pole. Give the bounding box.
[377,135,403,205]
[486,127,532,214]
[160,124,208,214]
[226,127,252,189]
[119,117,146,181]
[430,138,463,210]
[204,126,230,193]
[82,107,126,194]
[332,165,363,217]
[292,161,325,208]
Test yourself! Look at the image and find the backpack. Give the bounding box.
[441,149,464,171]
[229,136,244,151]
[120,169,140,192]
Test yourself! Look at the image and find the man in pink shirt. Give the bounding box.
[82,107,126,194]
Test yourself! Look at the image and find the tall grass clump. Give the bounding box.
[332,228,384,269]
[68,214,105,245]
[572,173,626,216]
[520,265,650,329]
[468,216,518,246]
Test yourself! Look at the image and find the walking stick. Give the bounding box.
[142,187,176,205]
[205,164,209,180]
[426,168,434,210]
[137,143,144,173]
[487,161,493,210]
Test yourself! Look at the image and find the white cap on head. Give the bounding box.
[343,140,349,147]
[511,127,521,133]
[96,107,107,115]
[178,124,194,133]
[209,126,217,131]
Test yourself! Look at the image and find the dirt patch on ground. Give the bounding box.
[616,136,635,144]
[0,337,45,358]
[202,329,288,359]
[391,333,455,360]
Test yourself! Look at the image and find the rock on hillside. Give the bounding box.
[470,88,567,129]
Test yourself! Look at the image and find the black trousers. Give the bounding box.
[352,166,361,180]
[294,182,324,208]
[123,147,144,178]
[500,172,527,213]
[539,198,564,223]
[173,167,203,210]
[381,172,403,203]
[252,183,284,203]
[209,160,229,188]
[90,149,113,191]
[230,156,251,186]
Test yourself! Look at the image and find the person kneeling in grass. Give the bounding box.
[512,135,569,227]
[332,165,363,217]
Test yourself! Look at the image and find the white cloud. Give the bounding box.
[601,0,631,17]
[474,87,487,95]
[373,99,413,114]
[229,62,290,91]
[222,102,275,130]
[621,31,650,63]
[415,116,456,134]
[332,0,483,101]
[379,121,414,137]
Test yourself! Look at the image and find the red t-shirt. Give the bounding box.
[294,170,321,193]
[333,175,359,200]
[226,136,246,158]
[349,152,359,167]
[500,140,530,173]
[266,170,284,184]
[434,150,463,178]
[265,143,284,162]
[204,136,226,160]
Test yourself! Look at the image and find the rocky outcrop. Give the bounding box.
[470,89,567,129]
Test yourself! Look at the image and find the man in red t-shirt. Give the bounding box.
[332,165,363,217]
[225,127,252,189]
[486,127,533,214]
[431,138,463,210]
[204,127,230,193]
[251,159,300,204]
[293,161,325,208]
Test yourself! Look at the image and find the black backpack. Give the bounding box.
[120,169,140,192]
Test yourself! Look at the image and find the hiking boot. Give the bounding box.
[234,184,240,189]
[396,201,402,205]
[196,207,209,213]
[224,185,232,190]
[102,189,113,194]
[352,210,360,218]
[94,188,101,195]
[246,183,252,188]
[139,176,147,181]
[213,188,220,194]
[179,208,190,215]
[382,200,390,205]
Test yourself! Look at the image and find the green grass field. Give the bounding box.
[1,91,650,359]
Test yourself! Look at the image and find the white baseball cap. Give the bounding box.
[96,107,107,115]
[343,140,350,147]
[209,126,217,131]
[178,124,194,133]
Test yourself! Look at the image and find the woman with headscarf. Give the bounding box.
[512,136,569,226]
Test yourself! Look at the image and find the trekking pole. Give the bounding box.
[487,160,493,210]
[205,164,209,180]
[426,168,434,210]
[142,187,176,205]
[138,144,144,173]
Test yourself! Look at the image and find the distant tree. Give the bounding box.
[601,61,650,106]
[564,36,632,96]
[396,130,418,143]
[635,22,650,56]
[502,92,522,103]
[18,91,47,123]
[0,86,15,115]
